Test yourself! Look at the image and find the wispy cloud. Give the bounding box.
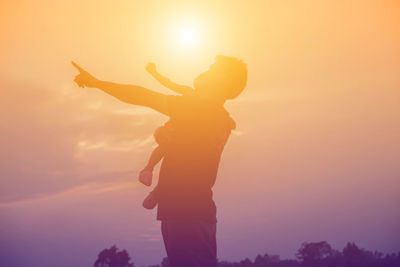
[0,78,163,204]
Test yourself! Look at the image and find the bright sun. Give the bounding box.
[177,26,198,47]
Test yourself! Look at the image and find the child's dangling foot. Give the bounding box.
[139,168,153,186]
[142,190,158,210]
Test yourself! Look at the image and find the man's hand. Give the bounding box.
[71,60,169,114]
[72,61,99,88]
[146,62,157,75]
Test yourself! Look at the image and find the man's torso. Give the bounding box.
[156,94,235,222]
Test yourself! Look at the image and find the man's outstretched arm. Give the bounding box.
[146,63,194,95]
[72,61,169,115]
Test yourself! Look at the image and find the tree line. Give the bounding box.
[94,241,400,267]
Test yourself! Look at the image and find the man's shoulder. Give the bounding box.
[166,93,195,104]
[166,94,205,116]
[167,93,199,104]
[166,94,236,129]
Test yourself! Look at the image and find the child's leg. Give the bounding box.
[142,186,159,210]
[143,145,165,171]
[139,145,165,186]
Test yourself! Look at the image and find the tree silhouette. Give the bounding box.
[94,241,400,267]
[253,254,280,267]
[94,245,135,267]
[296,241,335,266]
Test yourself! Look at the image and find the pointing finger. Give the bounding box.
[71,61,86,73]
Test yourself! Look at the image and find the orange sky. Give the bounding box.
[1,1,399,266]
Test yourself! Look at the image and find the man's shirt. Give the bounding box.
[156,94,235,222]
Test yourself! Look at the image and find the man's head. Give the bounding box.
[194,55,247,101]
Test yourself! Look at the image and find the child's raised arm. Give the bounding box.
[146,63,194,95]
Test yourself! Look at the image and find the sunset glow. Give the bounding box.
[1,1,399,267]
[177,26,198,47]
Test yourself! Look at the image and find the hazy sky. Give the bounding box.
[1,1,399,266]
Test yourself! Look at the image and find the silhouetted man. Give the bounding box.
[72,55,247,267]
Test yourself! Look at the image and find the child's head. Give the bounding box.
[194,55,247,101]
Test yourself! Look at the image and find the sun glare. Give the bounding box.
[160,15,209,57]
[177,26,198,47]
